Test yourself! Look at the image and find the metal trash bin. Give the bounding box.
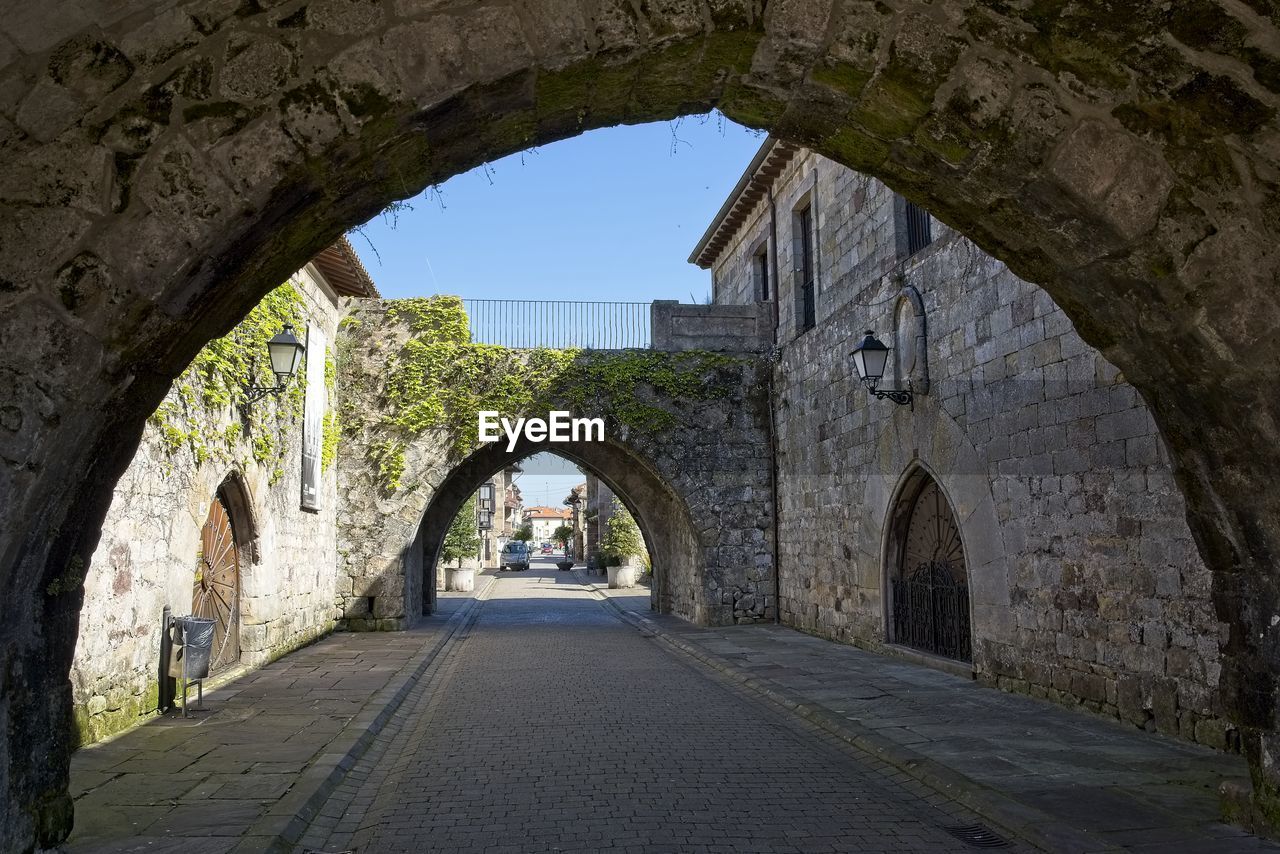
[166,615,215,716]
[170,616,215,680]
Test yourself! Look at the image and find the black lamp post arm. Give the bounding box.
[864,378,914,410]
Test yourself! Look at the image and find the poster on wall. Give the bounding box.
[300,323,326,512]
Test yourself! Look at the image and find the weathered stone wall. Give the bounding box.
[709,150,1232,750]
[70,268,345,744]
[335,300,776,628]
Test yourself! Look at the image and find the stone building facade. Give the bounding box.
[583,473,617,571]
[70,241,376,744]
[692,140,1232,750]
[479,465,521,568]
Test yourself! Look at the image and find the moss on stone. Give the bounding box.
[46,555,85,597]
[822,125,892,171]
[912,122,972,166]
[852,76,933,139]
[72,681,161,746]
[809,62,873,99]
[721,83,786,132]
[340,82,395,121]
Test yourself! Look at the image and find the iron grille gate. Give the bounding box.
[891,559,971,662]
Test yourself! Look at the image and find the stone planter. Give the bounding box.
[556,560,574,571]
[446,567,476,592]
[607,562,640,589]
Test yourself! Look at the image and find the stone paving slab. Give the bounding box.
[575,569,1274,853]
[62,583,491,853]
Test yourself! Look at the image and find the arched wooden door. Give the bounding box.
[194,496,241,674]
[890,475,971,662]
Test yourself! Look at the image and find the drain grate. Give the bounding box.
[941,823,1009,848]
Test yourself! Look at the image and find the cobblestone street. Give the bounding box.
[303,560,1012,853]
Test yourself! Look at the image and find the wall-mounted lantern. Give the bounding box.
[850,330,913,409]
[244,324,306,403]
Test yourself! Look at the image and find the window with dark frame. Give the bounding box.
[755,247,770,301]
[905,200,932,256]
[797,206,816,332]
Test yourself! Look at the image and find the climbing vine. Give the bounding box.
[362,295,743,492]
[148,282,307,482]
[321,348,340,471]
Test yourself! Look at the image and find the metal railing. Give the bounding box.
[462,299,651,349]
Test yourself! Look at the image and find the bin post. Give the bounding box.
[158,605,175,712]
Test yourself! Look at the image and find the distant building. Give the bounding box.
[522,506,571,544]
[583,474,618,571]
[478,464,522,568]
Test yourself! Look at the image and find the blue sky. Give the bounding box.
[347,113,764,303]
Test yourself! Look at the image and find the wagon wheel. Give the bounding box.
[194,496,240,673]
[902,479,966,583]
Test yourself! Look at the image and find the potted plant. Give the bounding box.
[442,496,482,592]
[553,523,575,570]
[599,500,644,589]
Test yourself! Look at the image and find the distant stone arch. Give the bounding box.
[415,440,699,619]
[332,300,776,633]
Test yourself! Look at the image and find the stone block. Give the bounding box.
[1096,407,1150,443]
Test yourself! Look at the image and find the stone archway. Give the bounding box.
[883,466,973,663]
[3,1,1280,846]
[415,440,703,622]
[332,299,776,636]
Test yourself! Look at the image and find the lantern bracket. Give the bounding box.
[864,378,914,410]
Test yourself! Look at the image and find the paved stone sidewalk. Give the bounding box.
[576,569,1273,853]
[305,563,1024,853]
[62,587,487,853]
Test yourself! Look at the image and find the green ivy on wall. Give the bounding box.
[148,283,307,483]
[321,347,340,471]
[363,296,741,492]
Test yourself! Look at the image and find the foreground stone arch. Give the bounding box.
[3,0,1280,845]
